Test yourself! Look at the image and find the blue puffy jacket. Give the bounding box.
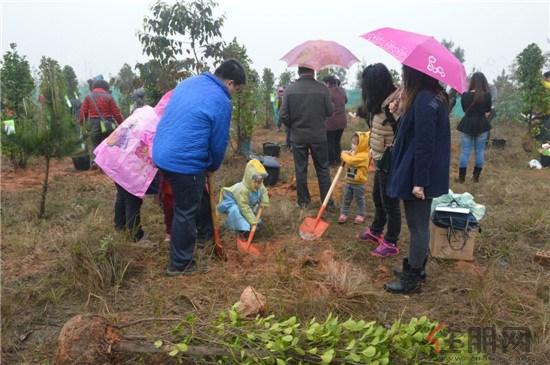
[152,73,232,174]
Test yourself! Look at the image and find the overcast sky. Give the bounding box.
[1,0,549,87]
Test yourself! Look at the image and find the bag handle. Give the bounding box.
[446,216,469,251]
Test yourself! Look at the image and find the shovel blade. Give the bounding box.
[299,216,329,240]
[237,238,261,257]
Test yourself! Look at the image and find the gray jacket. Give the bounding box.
[280,75,334,143]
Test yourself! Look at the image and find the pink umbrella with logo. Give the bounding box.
[360,27,468,93]
[281,40,359,71]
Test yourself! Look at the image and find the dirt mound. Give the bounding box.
[55,315,122,365]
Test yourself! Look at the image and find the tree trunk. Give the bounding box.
[264,98,270,129]
[113,340,231,357]
[236,94,242,154]
[39,156,50,218]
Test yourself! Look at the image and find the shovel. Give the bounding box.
[299,163,344,240]
[207,174,226,260]
[236,207,263,257]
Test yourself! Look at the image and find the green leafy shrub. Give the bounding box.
[156,308,489,364]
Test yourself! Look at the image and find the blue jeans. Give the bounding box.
[340,183,366,216]
[459,132,488,168]
[162,170,206,269]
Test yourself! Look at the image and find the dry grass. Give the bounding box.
[2,118,550,364]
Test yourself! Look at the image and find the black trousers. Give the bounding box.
[326,129,344,166]
[114,183,144,241]
[291,142,332,206]
[370,165,401,244]
[197,187,214,240]
[162,170,205,270]
[404,198,432,269]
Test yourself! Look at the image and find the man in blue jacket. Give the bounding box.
[153,59,246,276]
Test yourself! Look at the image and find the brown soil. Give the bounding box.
[1,158,108,193]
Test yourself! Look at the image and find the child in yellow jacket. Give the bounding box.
[338,131,370,224]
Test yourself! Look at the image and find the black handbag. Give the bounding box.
[432,206,478,231]
[432,201,479,251]
[378,147,392,173]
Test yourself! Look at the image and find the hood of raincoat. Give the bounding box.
[355,131,369,155]
[242,159,268,192]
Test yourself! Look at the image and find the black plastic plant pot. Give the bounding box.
[262,142,280,157]
[260,155,280,186]
[72,154,90,171]
[492,139,506,148]
[541,154,550,167]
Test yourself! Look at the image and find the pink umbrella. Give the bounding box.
[281,40,359,71]
[361,27,468,93]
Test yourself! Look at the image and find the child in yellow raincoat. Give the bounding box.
[338,131,370,224]
[217,159,270,233]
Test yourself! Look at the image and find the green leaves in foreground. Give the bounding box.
[157,310,489,364]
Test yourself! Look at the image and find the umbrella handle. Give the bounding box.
[247,207,263,246]
[315,163,344,222]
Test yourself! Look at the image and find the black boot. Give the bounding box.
[458,168,466,183]
[393,257,427,282]
[385,259,423,294]
[472,167,482,183]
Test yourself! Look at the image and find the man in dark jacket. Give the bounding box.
[280,66,335,209]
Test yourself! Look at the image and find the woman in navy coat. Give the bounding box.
[385,65,451,294]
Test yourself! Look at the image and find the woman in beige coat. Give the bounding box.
[357,63,402,258]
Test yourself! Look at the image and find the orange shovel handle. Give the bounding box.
[246,207,263,248]
[314,163,344,223]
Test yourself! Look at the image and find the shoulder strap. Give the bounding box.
[382,105,398,135]
[89,92,106,120]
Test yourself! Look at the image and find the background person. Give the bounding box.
[323,75,348,167]
[79,79,123,164]
[456,72,492,183]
